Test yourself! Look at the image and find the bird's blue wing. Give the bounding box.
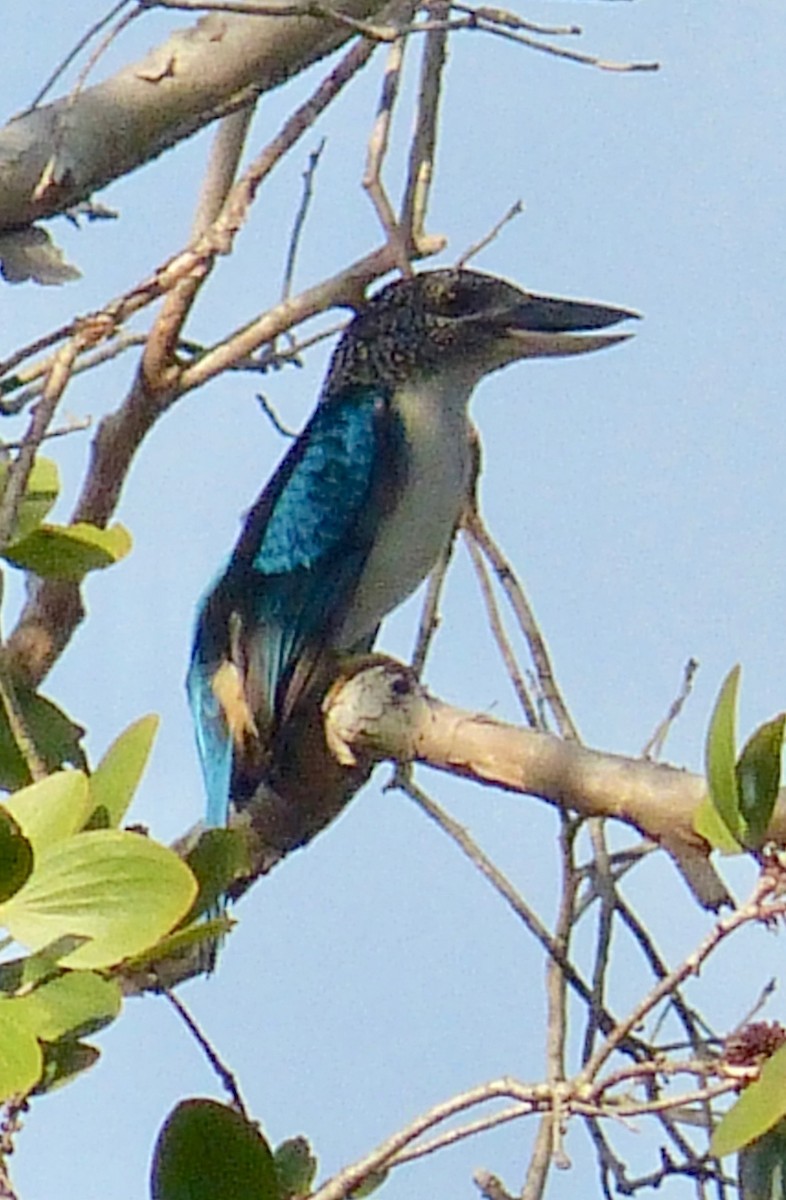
[188,387,392,829]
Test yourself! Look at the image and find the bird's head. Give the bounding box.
[323,267,637,398]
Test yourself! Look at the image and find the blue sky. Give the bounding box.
[4,2,786,1197]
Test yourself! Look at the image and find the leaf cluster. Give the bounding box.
[0,718,199,1102]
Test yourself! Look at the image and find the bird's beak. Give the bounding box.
[500,293,639,359]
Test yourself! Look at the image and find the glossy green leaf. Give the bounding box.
[151,1098,278,1200]
[0,457,59,544]
[15,971,121,1041]
[737,715,786,848]
[4,521,132,581]
[274,1137,318,1199]
[3,771,92,855]
[0,807,33,902]
[0,689,87,791]
[703,665,744,847]
[0,829,198,969]
[35,1038,99,1095]
[0,999,43,1101]
[712,1043,786,1157]
[739,1119,786,1200]
[88,715,159,828]
[186,828,252,920]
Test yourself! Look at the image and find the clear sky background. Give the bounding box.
[4,2,786,1197]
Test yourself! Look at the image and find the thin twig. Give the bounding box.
[581,820,616,1063]
[0,339,81,550]
[363,3,417,272]
[388,1103,531,1167]
[69,5,144,105]
[393,770,643,1053]
[282,139,327,301]
[400,0,448,243]
[410,533,456,676]
[0,334,148,415]
[163,989,249,1117]
[579,874,786,1084]
[0,417,91,452]
[462,526,539,727]
[141,0,660,72]
[143,104,256,384]
[449,2,580,38]
[2,29,382,395]
[309,1078,547,1200]
[542,815,580,1180]
[642,657,700,760]
[464,508,578,740]
[33,5,145,205]
[520,1120,553,1200]
[457,200,523,267]
[615,895,711,1053]
[24,0,134,111]
[256,393,298,439]
[455,14,659,72]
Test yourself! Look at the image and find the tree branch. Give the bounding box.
[322,657,735,909]
[0,1,392,233]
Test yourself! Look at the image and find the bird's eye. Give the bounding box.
[429,281,478,319]
[424,277,480,319]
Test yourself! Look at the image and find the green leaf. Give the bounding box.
[0,808,33,903]
[349,1171,388,1199]
[694,794,745,854]
[0,829,198,969]
[0,689,87,791]
[35,1038,100,1095]
[2,771,92,856]
[737,715,786,848]
[123,914,233,973]
[186,828,252,920]
[151,1099,278,1200]
[739,1119,786,1200]
[712,1043,786,1157]
[3,521,132,581]
[88,715,159,828]
[0,936,89,995]
[274,1138,318,1200]
[0,457,59,544]
[14,971,121,1041]
[0,999,43,1101]
[703,665,744,848]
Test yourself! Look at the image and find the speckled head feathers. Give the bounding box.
[322,268,636,399]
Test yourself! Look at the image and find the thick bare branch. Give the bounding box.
[0,1,391,233]
[322,657,736,909]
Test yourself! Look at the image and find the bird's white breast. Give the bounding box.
[338,372,474,647]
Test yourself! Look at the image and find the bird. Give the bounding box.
[187,267,635,882]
